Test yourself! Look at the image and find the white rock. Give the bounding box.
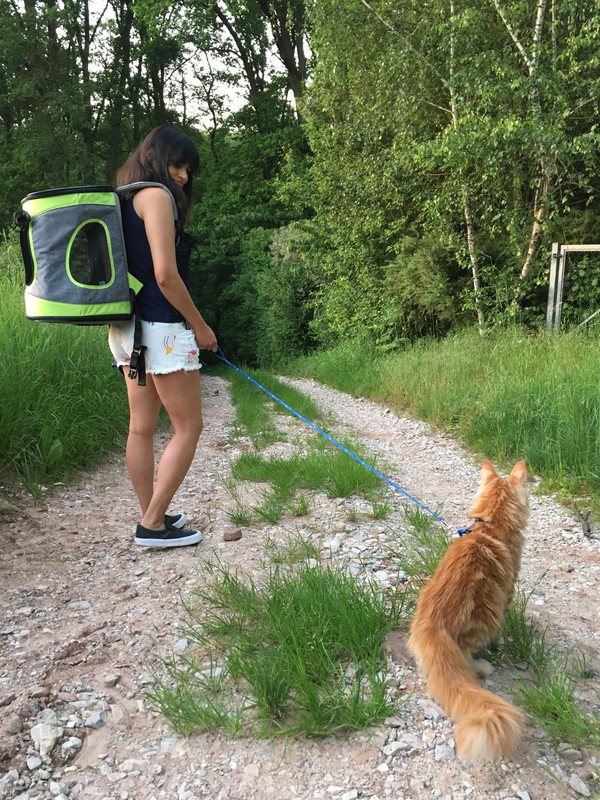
[417,698,445,720]
[61,736,83,755]
[36,708,59,726]
[397,732,423,752]
[68,600,91,609]
[434,743,455,761]
[30,721,64,757]
[569,774,591,797]
[382,741,405,757]
[49,781,69,795]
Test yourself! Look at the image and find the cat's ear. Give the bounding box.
[509,459,527,486]
[481,460,498,480]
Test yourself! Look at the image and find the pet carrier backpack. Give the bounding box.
[14,182,178,384]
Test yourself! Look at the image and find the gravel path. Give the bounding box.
[0,373,599,800]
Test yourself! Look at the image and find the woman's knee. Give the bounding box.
[128,406,161,440]
[172,415,203,442]
[126,374,161,438]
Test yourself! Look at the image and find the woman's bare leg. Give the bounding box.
[138,369,203,531]
[124,372,162,515]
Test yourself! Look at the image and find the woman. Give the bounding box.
[108,125,217,547]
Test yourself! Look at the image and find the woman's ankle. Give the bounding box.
[140,514,165,531]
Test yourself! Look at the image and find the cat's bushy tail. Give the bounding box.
[408,627,523,761]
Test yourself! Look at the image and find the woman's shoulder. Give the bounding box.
[132,186,175,221]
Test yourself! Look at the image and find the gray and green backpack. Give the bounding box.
[14,182,177,384]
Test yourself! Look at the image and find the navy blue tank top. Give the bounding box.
[121,195,192,323]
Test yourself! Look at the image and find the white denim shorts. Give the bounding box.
[108,319,202,375]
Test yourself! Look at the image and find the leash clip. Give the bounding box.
[456,517,486,537]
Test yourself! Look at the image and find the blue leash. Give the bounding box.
[213,348,453,532]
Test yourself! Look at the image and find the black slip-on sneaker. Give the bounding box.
[135,523,201,548]
[165,512,187,529]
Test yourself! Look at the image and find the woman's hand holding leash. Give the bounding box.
[194,321,218,352]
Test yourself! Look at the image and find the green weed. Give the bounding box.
[227,502,254,527]
[286,492,314,517]
[253,489,285,524]
[516,655,600,749]
[148,556,403,737]
[263,534,320,566]
[491,584,556,677]
[371,495,394,519]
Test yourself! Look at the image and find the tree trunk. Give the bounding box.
[105,0,133,181]
[449,0,484,332]
[256,0,307,123]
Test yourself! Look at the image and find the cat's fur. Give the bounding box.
[407,460,529,761]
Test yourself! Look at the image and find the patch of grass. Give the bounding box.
[147,556,403,737]
[516,654,600,749]
[286,492,314,517]
[227,502,254,527]
[287,340,386,399]
[232,440,381,503]
[227,367,324,450]
[263,534,320,566]
[488,584,557,678]
[145,657,247,737]
[253,489,285,524]
[371,494,394,519]
[220,475,255,527]
[228,372,280,448]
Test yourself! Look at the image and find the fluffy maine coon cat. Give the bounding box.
[408,460,529,761]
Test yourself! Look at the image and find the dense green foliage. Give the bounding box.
[0,243,130,493]
[2,0,600,365]
[299,0,600,342]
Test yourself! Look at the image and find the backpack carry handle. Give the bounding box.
[13,209,35,286]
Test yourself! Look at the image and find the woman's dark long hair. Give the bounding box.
[116,125,200,223]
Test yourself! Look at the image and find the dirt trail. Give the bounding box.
[0,374,599,800]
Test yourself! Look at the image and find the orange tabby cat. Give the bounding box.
[408,459,529,761]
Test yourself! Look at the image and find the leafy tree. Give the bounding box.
[300,0,600,343]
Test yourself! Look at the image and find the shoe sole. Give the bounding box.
[135,531,202,548]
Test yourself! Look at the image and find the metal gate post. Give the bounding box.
[546,243,561,330]
[554,244,567,330]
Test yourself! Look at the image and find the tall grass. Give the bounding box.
[289,328,600,503]
[0,239,130,492]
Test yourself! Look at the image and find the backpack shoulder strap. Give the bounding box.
[115,182,178,225]
[114,182,179,388]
